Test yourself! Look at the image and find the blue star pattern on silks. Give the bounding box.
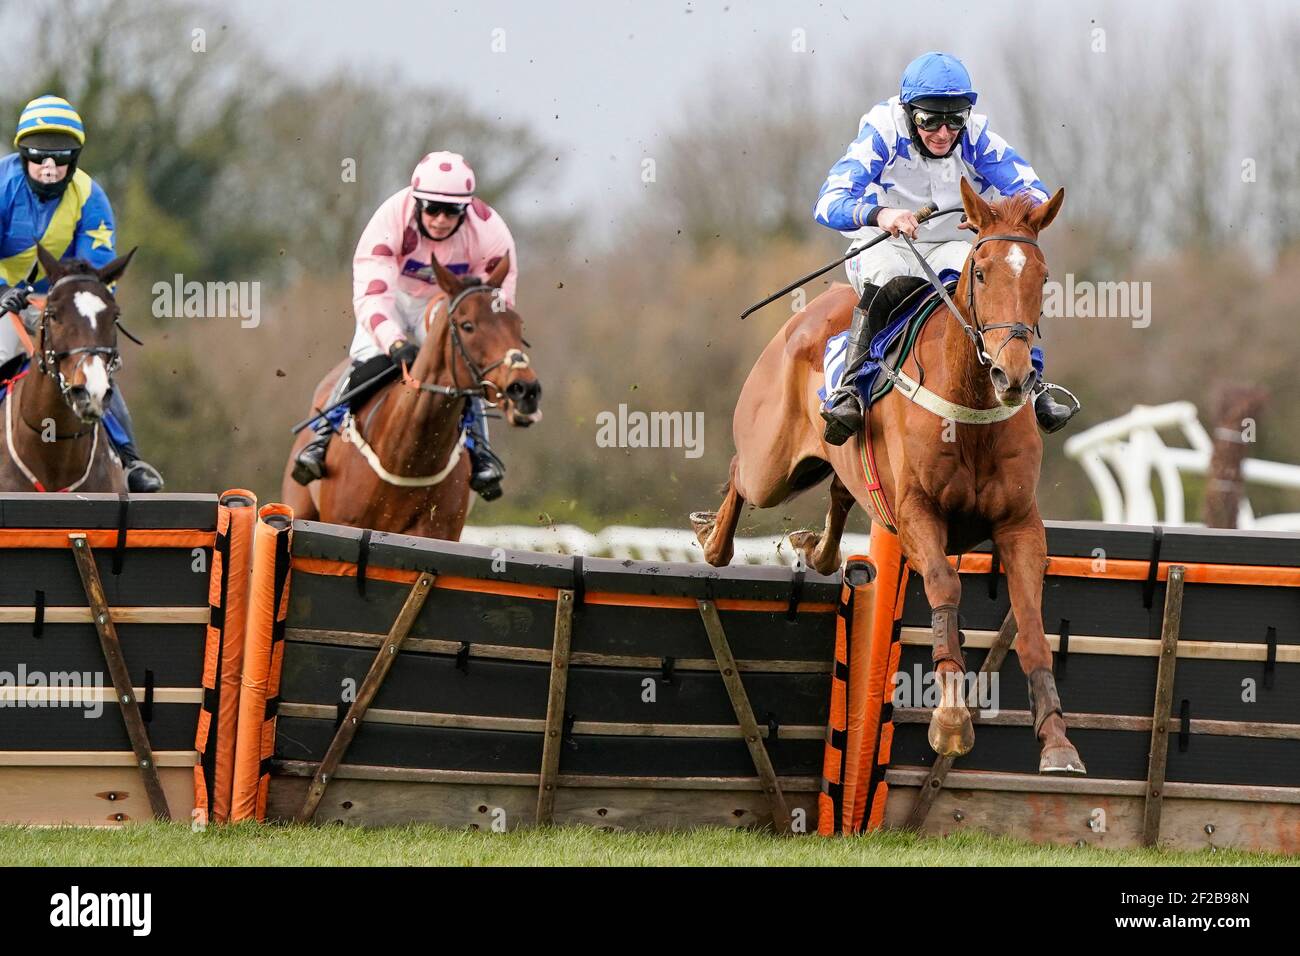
[812,96,1050,241]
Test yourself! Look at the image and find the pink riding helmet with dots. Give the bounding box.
[411,151,476,202]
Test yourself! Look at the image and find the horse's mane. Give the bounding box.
[460,276,483,287]
[986,192,1038,229]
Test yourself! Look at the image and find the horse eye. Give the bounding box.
[460,321,474,333]
[974,269,985,282]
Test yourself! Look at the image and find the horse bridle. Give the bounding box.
[405,284,531,403]
[965,234,1044,368]
[35,273,124,400]
[904,230,1043,369]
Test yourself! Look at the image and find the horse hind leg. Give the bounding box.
[691,455,746,567]
[788,476,854,575]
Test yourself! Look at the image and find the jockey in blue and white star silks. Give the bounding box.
[0,94,163,491]
[813,51,1077,443]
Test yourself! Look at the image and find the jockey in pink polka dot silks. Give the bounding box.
[292,151,519,499]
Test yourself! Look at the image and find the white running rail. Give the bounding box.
[463,402,1300,562]
[459,523,874,566]
[1062,401,1300,530]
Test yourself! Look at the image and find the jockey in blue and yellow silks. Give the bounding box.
[0,95,163,492]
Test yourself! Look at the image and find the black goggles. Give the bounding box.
[19,145,80,166]
[421,199,468,218]
[910,107,970,132]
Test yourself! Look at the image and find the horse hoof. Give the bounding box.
[788,529,817,550]
[928,707,974,757]
[1039,745,1087,775]
[787,529,819,561]
[689,511,717,539]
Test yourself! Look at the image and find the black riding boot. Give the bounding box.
[106,388,163,493]
[821,283,879,446]
[465,397,505,501]
[291,418,334,486]
[1032,383,1079,434]
[292,372,351,485]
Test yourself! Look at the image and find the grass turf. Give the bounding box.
[0,822,1289,866]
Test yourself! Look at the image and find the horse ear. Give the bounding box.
[486,252,510,290]
[430,254,463,297]
[959,177,993,232]
[97,247,137,287]
[1028,187,1065,234]
[35,243,62,282]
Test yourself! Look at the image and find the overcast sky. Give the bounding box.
[212,0,1293,241]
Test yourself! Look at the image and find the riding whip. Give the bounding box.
[739,203,963,320]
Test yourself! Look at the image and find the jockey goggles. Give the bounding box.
[909,106,970,132]
[420,198,468,218]
[19,145,80,166]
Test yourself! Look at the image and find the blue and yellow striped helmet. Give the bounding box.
[14,94,86,148]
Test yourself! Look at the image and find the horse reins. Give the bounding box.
[4,272,126,489]
[900,230,1043,369]
[347,284,531,488]
[400,284,531,402]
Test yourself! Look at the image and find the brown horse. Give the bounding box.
[281,253,541,538]
[693,178,1084,774]
[0,244,135,493]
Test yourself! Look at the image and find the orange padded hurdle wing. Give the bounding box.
[230,503,293,822]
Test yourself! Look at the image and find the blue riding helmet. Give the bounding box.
[899,52,978,158]
[899,51,978,108]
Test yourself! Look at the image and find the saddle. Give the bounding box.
[820,273,958,412]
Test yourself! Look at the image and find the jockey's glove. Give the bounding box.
[388,339,419,369]
[0,286,29,316]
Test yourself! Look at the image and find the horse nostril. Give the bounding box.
[990,367,1010,391]
[506,380,541,403]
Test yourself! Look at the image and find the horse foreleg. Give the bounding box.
[993,516,1087,775]
[898,500,973,757]
[789,476,854,575]
[690,455,745,567]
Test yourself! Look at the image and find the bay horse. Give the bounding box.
[692,178,1085,774]
[0,244,135,493]
[281,253,542,538]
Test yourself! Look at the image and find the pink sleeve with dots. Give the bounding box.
[352,189,416,355]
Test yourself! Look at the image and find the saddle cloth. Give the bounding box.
[819,272,959,411]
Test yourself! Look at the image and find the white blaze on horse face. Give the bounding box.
[73,291,109,330]
[1005,243,1027,279]
[82,355,110,403]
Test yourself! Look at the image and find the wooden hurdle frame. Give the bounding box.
[881,540,1300,854]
